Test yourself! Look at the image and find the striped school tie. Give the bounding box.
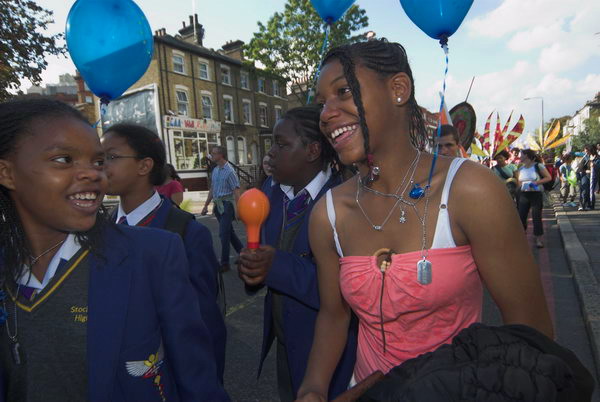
[117,216,129,225]
[284,190,312,231]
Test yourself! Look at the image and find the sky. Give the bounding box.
[19,0,600,137]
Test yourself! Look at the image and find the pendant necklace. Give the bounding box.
[416,186,433,285]
[4,238,65,365]
[356,151,421,231]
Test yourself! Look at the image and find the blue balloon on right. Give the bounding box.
[399,0,474,43]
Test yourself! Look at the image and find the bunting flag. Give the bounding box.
[530,120,571,151]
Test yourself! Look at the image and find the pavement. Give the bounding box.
[197,196,600,401]
[552,193,600,384]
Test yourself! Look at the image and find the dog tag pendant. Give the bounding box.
[11,342,21,365]
[417,259,432,285]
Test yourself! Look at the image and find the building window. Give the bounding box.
[176,89,189,116]
[258,78,265,93]
[250,142,258,166]
[259,103,268,127]
[201,94,213,119]
[221,65,231,85]
[226,136,236,163]
[264,138,272,155]
[172,53,185,74]
[223,96,234,123]
[240,71,250,90]
[242,99,252,125]
[237,137,246,165]
[273,81,281,97]
[274,106,283,122]
[172,131,218,171]
[198,59,210,80]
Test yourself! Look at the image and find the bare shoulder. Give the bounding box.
[452,159,508,199]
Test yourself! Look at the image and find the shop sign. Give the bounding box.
[164,115,221,133]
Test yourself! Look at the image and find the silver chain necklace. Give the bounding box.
[356,151,421,230]
[416,186,433,285]
[4,237,65,365]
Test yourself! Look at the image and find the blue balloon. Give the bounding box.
[311,0,356,24]
[399,0,474,43]
[66,0,153,102]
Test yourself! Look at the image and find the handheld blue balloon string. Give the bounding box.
[92,98,109,129]
[306,22,332,105]
[425,40,450,191]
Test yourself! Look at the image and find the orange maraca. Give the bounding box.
[237,188,270,249]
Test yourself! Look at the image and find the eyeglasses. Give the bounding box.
[105,154,141,162]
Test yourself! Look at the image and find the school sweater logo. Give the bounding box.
[126,342,166,401]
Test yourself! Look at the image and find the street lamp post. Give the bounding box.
[524,96,544,140]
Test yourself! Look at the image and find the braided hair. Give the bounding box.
[280,105,342,173]
[0,98,109,289]
[321,38,428,161]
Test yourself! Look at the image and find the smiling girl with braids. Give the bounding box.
[296,39,553,401]
[0,99,228,401]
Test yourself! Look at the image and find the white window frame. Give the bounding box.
[240,71,250,90]
[274,105,283,122]
[223,95,234,123]
[250,142,259,166]
[200,90,213,119]
[257,77,266,94]
[273,81,281,97]
[259,102,268,127]
[237,136,247,165]
[175,86,189,116]
[172,51,186,74]
[242,99,252,125]
[220,64,232,86]
[226,136,236,163]
[198,57,210,80]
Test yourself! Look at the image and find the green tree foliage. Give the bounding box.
[245,0,369,104]
[571,110,600,151]
[0,0,65,101]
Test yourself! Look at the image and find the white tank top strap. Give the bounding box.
[431,158,467,249]
[325,190,344,257]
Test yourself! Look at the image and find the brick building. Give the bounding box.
[95,15,288,190]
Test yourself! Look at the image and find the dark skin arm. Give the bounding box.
[295,198,351,402]
[454,162,554,338]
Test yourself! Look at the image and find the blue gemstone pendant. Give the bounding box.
[409,183,425,199]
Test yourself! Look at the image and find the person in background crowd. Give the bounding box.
[296,39,552,401]
[577,144,598,211]
[0,99,228,401]
[156,163,185,206]
[559,152,577,207]
[201,146,243,273]
[509,147,521,165]
[239,106,357,401]
[435,124,460,157]
[258,154,274,188]
[515,149,552,248]
[492,150,518,201]
[101,123,227,382]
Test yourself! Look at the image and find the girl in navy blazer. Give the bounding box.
[0,99,228,401]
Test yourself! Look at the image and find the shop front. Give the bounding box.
[163,115,221,191]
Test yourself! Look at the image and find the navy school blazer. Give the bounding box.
[145,196,226,381]
[258,175,358,399]
[1,224,229,402]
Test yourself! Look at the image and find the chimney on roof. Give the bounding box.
[178,14,204,46]
[221,40,245,61]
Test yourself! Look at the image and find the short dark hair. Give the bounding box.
[439,124,459,144]
[280,105,339,170]
[211,145,227,159]
[494,150,510,160]
[521,149,541,163]
[103,123,167,185]
[585,144,598,156]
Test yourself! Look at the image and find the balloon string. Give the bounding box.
[306,23,332,105]
[92,102,108,129]
[425,43,449,189]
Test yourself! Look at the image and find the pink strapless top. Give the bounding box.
[339,245,482,382]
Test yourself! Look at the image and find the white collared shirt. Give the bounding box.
[116,191,161,226]
[17,233,81,291]
[279,166,332,201]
